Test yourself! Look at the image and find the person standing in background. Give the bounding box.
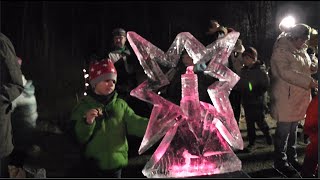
[234,47,272,151]
[106,28,150,118]
[228,39,245,124]
[0,33,24,177]
[9,57,40,168]
[270,23,318,176]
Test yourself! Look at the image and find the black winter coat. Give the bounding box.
[234,61,270,105]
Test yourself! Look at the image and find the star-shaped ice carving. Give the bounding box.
[127,31,243,178]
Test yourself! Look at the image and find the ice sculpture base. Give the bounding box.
[142,155,242,178]
[192,170,250,178]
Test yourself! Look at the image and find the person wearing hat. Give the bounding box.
[228,39,245,125]
[234,47,272,151]
[196,19,228,73]
[108,28,136,94]
[0,33,24,177]
[106,28,149,118]
[107,28,146,96]
[71,59,149,178]
[203,19,228,46]
[270,23,318,176]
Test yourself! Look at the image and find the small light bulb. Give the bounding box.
[85,83,89,87]
[83,69,86,73]
[84,74,89,78]
[84,92,87,96]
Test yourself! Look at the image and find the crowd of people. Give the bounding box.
[0,17,318,178]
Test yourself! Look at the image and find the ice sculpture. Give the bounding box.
[127,30,243,178]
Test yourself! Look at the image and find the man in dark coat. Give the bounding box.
[0,32,24,177]
[106,28,149,117]
[106,28,142,98]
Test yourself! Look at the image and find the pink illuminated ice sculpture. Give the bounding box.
[127,30,243,178]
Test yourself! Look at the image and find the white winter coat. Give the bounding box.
[270,36,317,122]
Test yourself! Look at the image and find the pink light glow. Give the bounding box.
[127,31,243,178]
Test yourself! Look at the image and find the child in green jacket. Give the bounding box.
[71,59,149,178]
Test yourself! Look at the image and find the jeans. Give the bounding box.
[274,121,299,166]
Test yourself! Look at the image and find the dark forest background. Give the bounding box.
[1,1,319,129]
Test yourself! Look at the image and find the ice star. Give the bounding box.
[127,31,243,178]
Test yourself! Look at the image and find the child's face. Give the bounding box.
[94,79,116,96]
[242,55,254,67]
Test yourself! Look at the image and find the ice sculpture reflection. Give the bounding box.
[127,31,243,178]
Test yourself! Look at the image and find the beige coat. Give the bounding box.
[270,36,315,122]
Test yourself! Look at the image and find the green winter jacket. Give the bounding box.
[71,92,148,170]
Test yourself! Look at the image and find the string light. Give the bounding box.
[83,68,89,96]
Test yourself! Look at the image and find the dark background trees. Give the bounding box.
[1,1,318,129]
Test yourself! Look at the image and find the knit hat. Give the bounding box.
[242,47,258,60]
[112,28,126,37]
[233,39,245,53]
[288,23,311,40]
[89,59,117,87]
[217,26,228,35]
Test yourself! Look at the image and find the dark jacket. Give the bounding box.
[106,45,145,98]
[0,32,24,158]
[235,61,270,105]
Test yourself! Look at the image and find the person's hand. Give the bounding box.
[85,108,103,124]
[309,79,318,89]
[310,62,318,72]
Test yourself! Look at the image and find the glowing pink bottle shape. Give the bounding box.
[180,66,201,119]
[180,66,202,138]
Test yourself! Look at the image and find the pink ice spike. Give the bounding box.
[127,31,243,178]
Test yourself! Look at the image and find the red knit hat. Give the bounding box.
[89,58,117,87]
